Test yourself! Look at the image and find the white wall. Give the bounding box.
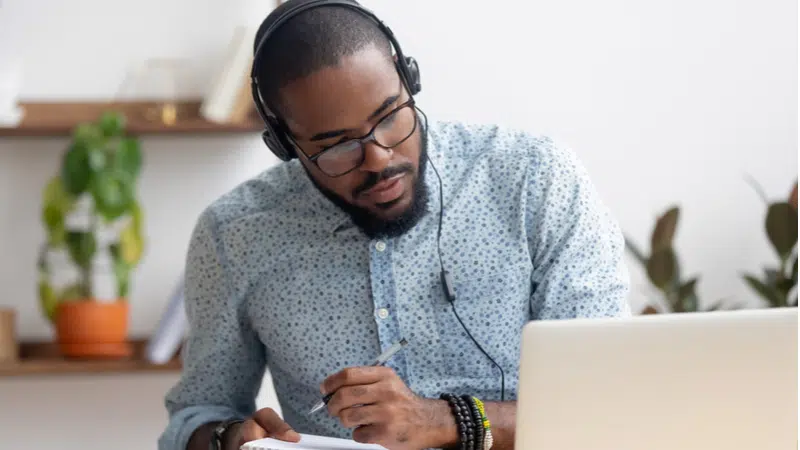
[0,0,796,449]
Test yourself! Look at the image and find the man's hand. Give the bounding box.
[322,366,458,449]
[231,408,301,449]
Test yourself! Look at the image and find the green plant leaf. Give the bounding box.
[792,256,798,286]
[90,171,135,221]
[647,248,676,289]
[744,174,769,205]
[98,111,126,137]
[650,206,679,252]
[38,279,59,323]
[65,231,96,270]
[743,274,783,307]
[763,268,779,286]
[41,176,75,247]
[72,122,103,148]
[765,202,798,260]
[87,146,108,172]
[113,256,131,299]
[704,298,731,311]
[115,137,142,179]
[58,283,86,302]
[678,277,699,312]
[624,235,648,266]
[61,143,93,195]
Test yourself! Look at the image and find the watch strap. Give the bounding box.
[210,419,245,450]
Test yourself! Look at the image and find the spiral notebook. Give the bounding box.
[240,433,387,450]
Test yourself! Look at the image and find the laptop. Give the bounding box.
[515,307,798,450]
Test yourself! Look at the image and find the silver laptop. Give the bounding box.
[515,307,798,450]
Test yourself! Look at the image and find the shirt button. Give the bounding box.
[375,241,386,252]
[377,308,389,319]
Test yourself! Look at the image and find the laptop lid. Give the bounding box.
[515,307,798,450]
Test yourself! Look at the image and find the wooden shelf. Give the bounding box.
[0,100,263,137]
[0,338,182,377]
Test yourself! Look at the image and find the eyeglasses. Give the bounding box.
[296,98,418,177]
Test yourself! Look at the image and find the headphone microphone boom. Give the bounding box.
[249,0,421,163]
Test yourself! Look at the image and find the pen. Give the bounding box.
[308,337,409,415]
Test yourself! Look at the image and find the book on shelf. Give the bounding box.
[201,25,257,125]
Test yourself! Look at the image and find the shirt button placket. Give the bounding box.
[369,239,402,374]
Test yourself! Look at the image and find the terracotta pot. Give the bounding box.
[54,300,132,359]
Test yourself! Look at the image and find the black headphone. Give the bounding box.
[250,0,422,162]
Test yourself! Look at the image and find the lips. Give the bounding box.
[362,174,405,204]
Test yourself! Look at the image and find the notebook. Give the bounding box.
[240,433,388,450]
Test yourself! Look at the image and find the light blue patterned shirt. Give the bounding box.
[158,119,631,450]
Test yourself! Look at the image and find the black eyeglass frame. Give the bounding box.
[287,97,419,178]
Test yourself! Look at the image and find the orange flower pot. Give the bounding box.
[54,300,132,359]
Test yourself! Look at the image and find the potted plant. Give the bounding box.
[742,179,798,307]
[38,111,145,359]
[625,206,732,313]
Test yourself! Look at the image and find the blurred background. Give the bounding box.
[0,0,796,449]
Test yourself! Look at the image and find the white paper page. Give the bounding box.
[241,433,388,450]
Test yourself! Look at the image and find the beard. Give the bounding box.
[309,129,430,240]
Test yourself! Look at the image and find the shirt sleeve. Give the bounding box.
[525,141,632,319]
[158,208,267,450]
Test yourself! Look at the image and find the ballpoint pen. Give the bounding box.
[308,337,409,415]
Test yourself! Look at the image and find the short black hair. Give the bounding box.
[253,2,393,118]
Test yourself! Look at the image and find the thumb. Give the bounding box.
[252,408,301,443]
[237,419,267,446]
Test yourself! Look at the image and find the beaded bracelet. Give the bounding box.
[471,396,494,450]
[461,395,485,450]
[440,393,477,450]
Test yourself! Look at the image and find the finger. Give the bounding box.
[326,383,381,417]
[338,404,386,429]
[252,408,301,442]
[352,423,388,445]
[237,419,267,446]
[322,366,395,395]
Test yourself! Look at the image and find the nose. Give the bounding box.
[359,141,392,173]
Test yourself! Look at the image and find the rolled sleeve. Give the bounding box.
[525,143,631,319]
[158,208,267,450]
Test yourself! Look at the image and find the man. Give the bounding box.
[159,1,631,449]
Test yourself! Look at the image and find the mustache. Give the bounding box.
[353,164,414,197]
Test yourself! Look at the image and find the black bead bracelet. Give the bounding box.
[441,393,481,450]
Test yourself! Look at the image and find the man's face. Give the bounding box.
[278,45,428,237]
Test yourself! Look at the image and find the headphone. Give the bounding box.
[249,0,422,162]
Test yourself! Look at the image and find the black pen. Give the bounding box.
[308,337,408,415]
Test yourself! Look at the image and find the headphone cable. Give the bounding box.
[419,109,506,402]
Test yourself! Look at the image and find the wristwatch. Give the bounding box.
[210,419,244,450]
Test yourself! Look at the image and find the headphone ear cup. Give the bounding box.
[262,119,296,162]
[402,56,421,95]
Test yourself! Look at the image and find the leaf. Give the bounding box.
[98,111,126,137]
[647,248,676,289]
[624,235,648,266]
[38,279,59,323]
[58,283,86,302]
[650,206,680,252]
[789,180,797,211]
[90,171,135,221]
[792,256,798,286]
[65,231,96,270]
[41,176,75,247]
[764,268,780,286]
[705,299,730,311]
[765,202,798,260]
[115,137,142,179]
[640,305,659,314]
[678,277,699,312]
[744,174,769,204]
[112,252,131,299]
[61,143,93,195]
[87,146,108,172]
[743,274,783,307]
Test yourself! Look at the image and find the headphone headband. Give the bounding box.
[250,0,422,162]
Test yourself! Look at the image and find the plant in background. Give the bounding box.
[38,111,145,323]
[625,206,729,313]
[742,179,798,307]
